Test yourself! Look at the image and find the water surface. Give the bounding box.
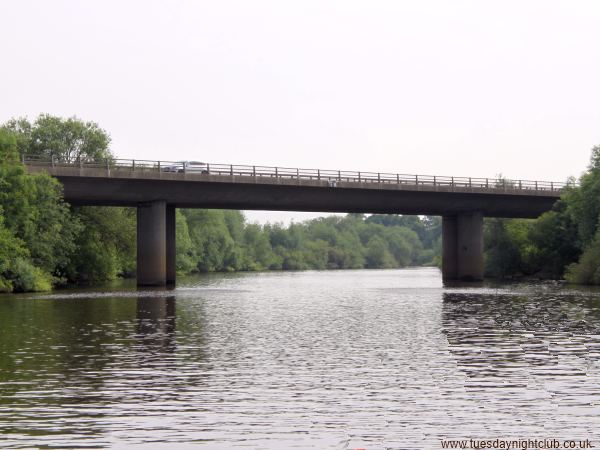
[1,268,600,448]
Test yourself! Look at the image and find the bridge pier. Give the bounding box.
[442,212,484,281]
[166,205,176,285]
[137,200,176,286]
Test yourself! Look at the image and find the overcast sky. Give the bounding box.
[2,0,600,223]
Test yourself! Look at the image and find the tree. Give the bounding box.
[2,114,112,162]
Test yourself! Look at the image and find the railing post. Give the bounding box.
[486,178,489,188]
[318,169,320,180]
[297,168,300,179]
[51,155,55,167]
[469,177,472,188]
[415,174,418,185]
[132,159,135,171]
[230,164,233,176]
[79,157,83,169]
[535,181,538,190]
[253,165,256,176]
[451,176,454,186]
[519,180,522,189]
[503,179,506,191]
[275,167,278,178]
[397,173,400,183]
[433,175,436,186]
[206,163,210,173]
[551,181,554,191]
[157,161,161,172]
[378,173,381,183]
[338,170,341,181]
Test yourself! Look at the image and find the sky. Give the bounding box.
[2,0,600,223]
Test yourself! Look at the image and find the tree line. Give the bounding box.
[2,114,600,292]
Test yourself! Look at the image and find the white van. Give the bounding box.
[161,161,209,174]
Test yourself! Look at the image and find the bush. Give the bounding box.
[9,258,52,292]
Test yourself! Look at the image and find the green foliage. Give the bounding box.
[3,114,112,162]
[484,218,533,278]
[565,232,600,284]
[66,207,136,282]
[482,145,599,282]
[173,212,440,273]
[9,258,52,292]
[175,210,196,274]
[0,116,134,292]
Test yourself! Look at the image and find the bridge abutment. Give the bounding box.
[137,200,176,286]
[442,212,484,281]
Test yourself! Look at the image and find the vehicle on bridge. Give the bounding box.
[161,161,209,174]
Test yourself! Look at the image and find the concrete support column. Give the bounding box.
[166,205,176,285]
[442,212,484,281]
[442,216,458,280]
[137,200,167,286]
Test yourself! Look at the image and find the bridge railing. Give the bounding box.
[21,154,573,193]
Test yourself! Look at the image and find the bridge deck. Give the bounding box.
[24,157,565,218]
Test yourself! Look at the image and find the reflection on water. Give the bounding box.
[0,269,599,449]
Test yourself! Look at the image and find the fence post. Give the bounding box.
[433,175,436,186]
[275,167,278,178]
[451,176,454,187]
[551,181,554,191]
[253,165,256,176]
[378,173,381,183]
[469,177,472,188]
[486,178,489,188]
[132,159,135,171]
[297,168,300,179]
[157,161,160,172]
[415,174,418,185]
[535,181,538,190]
[317,169,320,180]
[338,170,341,181]
[397,173,400,183]
[519,180,522,189]
[51,155,55,167]
[230,164,233,176]
[358,171,361,182]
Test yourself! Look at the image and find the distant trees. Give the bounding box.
[173,212,441,274]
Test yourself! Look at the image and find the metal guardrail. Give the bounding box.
[21,154,573,193]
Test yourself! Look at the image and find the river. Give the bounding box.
[1,268,599,449]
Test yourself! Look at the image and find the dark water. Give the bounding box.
[1,268,600,449]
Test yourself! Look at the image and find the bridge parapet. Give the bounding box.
[22,155,571,196]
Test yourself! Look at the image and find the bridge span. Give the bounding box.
[24,156,566,285]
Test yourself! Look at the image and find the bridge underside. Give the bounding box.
[58,175,556,218]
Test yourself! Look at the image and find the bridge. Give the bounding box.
[23,156,567,285]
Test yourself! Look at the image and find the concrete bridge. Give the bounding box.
[23,156,566,285]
